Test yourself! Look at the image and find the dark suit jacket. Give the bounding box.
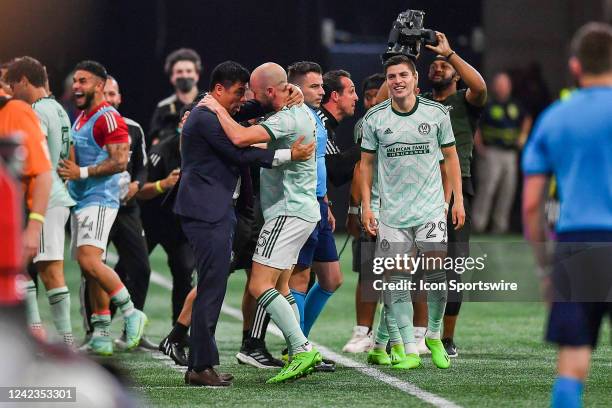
[174,106,274,223]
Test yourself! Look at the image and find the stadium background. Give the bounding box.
[3,0,609,231]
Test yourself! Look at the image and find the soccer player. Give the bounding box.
[6,56,76,346]
[419,31,487,357]
[361,55,465,370]
[522,22,612,408]
[57,60,147,356]
[202,62,321,383]
[149,48,201,147]
[343,72,386,353]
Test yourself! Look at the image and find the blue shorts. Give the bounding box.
[296,198,339,267]
[546,231,612,348]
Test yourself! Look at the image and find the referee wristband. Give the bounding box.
[79,167,89,179]
[155,180,165,194]
[28,212,45,224]
[348,206,359,215]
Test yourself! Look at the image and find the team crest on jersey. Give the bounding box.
[418,123,431,135]
[380,239,390,252]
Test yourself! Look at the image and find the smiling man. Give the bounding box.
[360,54,464,371]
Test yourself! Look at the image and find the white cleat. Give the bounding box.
[342,326,373,353]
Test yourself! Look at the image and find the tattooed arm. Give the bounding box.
[58,142,129,180]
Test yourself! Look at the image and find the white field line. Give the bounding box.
[107,252,462,407]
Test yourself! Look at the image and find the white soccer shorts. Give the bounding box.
[70,205,118,261]
[33,206,71,263]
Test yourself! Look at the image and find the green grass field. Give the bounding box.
[38,234,611,407]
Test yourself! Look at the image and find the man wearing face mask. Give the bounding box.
[148,48,201,147]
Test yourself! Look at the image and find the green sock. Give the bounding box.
[24,280,41,326]
[425,270,447,335]
[385,305,402,346]
[284,292,300,324]
[110,286,135,317]
[46,286,72,338]
[91,312,111,337]
[259,289,309,355]
[385,275,415,348]
[374,307,390,348]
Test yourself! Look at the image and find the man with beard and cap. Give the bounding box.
[77,75,155,351]
[419,31,487,358]
[57,60,147,356]
[148,48,201,147]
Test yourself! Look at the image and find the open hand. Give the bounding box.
[290,135,315,161]
[57,159,80,181]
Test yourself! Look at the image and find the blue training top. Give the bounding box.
[68,106,122,210]
[522,87,612,233]
[310,106,328,198]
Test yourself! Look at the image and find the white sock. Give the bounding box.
[405,342,418,355]
[425,330,441,340]
[414,326,427,340]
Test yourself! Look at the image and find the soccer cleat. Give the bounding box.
[124,310,148,351]
[82,335,113,356]
[392,353,422,370]
[342,326,373,353]
[266,348,321,384]
[280,347,289,363]
[236,346,284,369]
[115,331,156,351]
[159,335,188,366]
[367,348,391,365]
[425,337,451,369]
[314,358,336,372]
[442,338,458,358]
[389,343,406,365]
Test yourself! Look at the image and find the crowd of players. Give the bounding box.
[0,21,609,406]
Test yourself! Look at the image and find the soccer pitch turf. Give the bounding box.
[39,234,611,407]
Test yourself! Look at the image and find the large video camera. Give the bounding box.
[383,9,438,62]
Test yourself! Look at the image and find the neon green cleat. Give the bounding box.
[83,335,113,356]
[392,353,422,369]
[281,348,289,363]
[367,348,391,365]
[124,310,148,350]
[266,348,320,384]
[389,344,406,365]
[425,337,451,369]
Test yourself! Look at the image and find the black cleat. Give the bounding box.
[442,338,458,358]
[315,358,336,372]
[159,335,188,366]
[236,342,284,369]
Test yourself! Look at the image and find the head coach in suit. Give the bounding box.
[175,61,314,386]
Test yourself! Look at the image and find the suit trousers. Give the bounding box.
[180,208,236,371]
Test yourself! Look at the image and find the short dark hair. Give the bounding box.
[287,61,322,84]
[208,61,250,91]
[6,56,47,87]
[74,60,108,81]
[322,69,351,104]
[361,73,385,95]
[106,74,119,91]
[570,22,612,75]
[383,55,416,75]
[164,48,202,75]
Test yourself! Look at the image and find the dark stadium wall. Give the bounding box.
[483,0,608,95]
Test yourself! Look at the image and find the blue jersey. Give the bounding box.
[68,106,122,210]
[311,107,328,198]
[522,87,612,233]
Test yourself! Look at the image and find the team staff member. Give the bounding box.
[80,75,155,350]
[148,48,201,147]
[523,22,612,408]
[420,32,487,357]
[0,79,52,340]
[473,72,531,234]
[58,60,146,356]
[6,56,76,345]
[176,61,313,387]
